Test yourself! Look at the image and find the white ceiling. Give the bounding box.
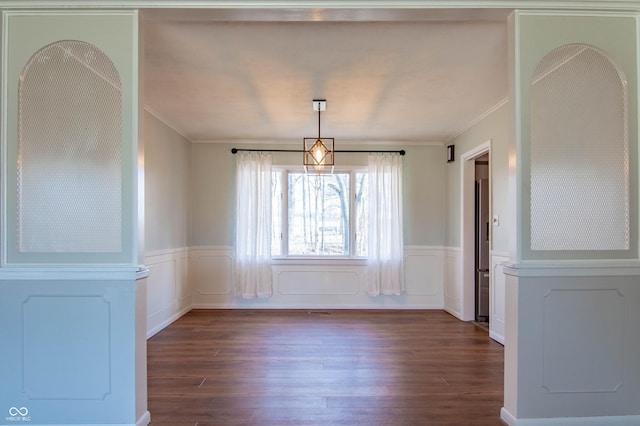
[142,8,510,144]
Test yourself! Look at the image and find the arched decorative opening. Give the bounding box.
[17,40,122,255]
[529,44,629,254]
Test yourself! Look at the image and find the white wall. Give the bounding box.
[188,142,447,309]
[189,142,446,247]
[0,11,147,426]
[144,111,192,337]
[142,96,511,322]
[144,110,191,252]
[443,101,510,341]
[445,102,509,253]
[502,11,640,425]
[143,123,451,319]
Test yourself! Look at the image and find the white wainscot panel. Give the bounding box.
[23,295,111,400]
[147,259,176,317]
[543,288,624,393]
[192,246,444,309]
[489,253,508,344]
[277,268,361,295]
[145,248,192,338]
[2,278,139,425]
[177,254,190,302]
[193,248,233,296]
[444,248,462,318]
[404,247,443,298]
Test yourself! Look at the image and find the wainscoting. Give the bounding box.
[502,266,640,424]
[444,248,507,344]
[489,252,509,344]
[144,246,507,343]
[0,270,148,425]
[444,247,462,318]
[145,246,447,335]
[190,246,444,309]
[144,248,191,338]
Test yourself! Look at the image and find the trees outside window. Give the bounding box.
[272,170,367,258]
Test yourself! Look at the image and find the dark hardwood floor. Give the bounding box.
[147,310,504,426]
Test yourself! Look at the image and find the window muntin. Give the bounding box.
[355,172,368,257]
[271,171,282,257]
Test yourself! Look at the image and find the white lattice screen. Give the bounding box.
[18,41,122,253]
[529,44,629,252]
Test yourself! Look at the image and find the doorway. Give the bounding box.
[460,141,491,323]
[474,154,490,326]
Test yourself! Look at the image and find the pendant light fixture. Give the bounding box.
[303,99,334,174]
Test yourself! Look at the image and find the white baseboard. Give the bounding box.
[489,330,505,345]
[444,306,463,320]
[192,303,443,310]
[19,416,152,426]
[136,411,151,426]
[501,408,640,425]
[501,407,517,425]
[145,247,192,339]
[146,305,192,339]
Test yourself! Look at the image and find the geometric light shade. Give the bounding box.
[303,137,334,174]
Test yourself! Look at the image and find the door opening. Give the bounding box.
[475,154,490,324]
[459,140,491,324]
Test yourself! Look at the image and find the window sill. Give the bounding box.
[271,257,367,267]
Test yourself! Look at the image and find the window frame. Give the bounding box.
[272,166,368,261]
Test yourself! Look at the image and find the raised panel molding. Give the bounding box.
[542,288,624,393]
[489,253,508,345]
[2,278,143,425]
[443,247,462,319]
[187,246,445,310]
[144,246,450,331]
[404,247,444,297]
[147,259,177,316]
[277,269,361,295]
[192,249,233,296]
[22,295,111,400]
[177,254,190,302]
[144,248,192,338]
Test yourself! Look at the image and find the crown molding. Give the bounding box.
[1,1,640,11]
[447,97,509,143]
[143,105,194,142]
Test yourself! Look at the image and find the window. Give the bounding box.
[272,169,368,257]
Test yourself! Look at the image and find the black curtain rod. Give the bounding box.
[231,148,405,155]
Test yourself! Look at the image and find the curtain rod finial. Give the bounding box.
[231,148,238,154]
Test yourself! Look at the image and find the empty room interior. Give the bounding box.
[1,1,640,426]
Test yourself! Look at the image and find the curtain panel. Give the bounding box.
[367,153,405,296]
[234,151,273,298]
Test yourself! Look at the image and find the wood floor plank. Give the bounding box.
[147,309,505,425]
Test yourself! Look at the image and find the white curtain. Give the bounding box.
[234,151,273,298]
[367,153,405,296]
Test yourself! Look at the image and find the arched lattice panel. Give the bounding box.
[530,44,629,252]
[18,40,122,253]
